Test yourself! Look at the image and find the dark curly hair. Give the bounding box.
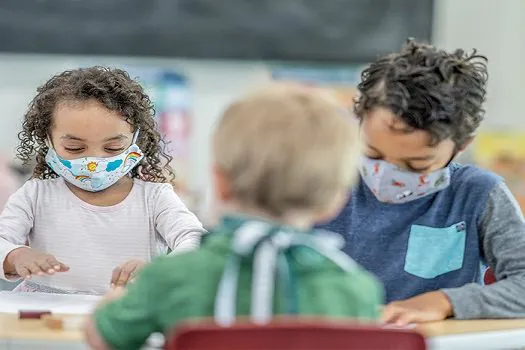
[17,66,174,183]
[354,38,488,147]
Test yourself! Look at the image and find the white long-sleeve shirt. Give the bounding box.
[0,177,205,294]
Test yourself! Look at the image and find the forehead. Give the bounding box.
[362,108,450,157]
[52,99,132,139]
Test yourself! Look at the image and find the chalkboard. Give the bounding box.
[0,0,433,62]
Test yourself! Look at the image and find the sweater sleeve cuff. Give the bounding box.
[0,244,26,281]
[442,285,483,319]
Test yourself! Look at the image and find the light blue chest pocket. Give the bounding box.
[404,222,466,279]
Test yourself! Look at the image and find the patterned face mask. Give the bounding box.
[45,131,144,192]
[359,156,451,204]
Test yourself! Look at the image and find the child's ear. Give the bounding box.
[452,136,475,161]
[212,164,233,202]
[458,136,475,152]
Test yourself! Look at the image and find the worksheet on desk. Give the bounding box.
[0,291,102,314]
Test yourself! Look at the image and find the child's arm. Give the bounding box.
[0,181,35,278]
[442,182,525,319]
[86,257,188,349]
[381,182,525,324]
[0,180,69,279]
[153,184,206,253]
[344,268,384,320]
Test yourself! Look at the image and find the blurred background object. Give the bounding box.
[473,132,525,210]
[0,0,432,61]
[0,0,524,219]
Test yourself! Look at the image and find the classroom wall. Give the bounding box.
[0,0,524,206]
[432,0,525,130]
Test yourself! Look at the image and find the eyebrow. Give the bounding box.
[366,143,436,161]
[60,134,129,142]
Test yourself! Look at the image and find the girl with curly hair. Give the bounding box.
[0,67,205,294]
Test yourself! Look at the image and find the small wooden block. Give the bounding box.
[43,315,85,330]
[18,310,52,319]
[43,315,63,330]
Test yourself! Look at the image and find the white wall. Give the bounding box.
[432,0,525,130]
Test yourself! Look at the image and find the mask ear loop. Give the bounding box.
[132,128,140,145]
[45,135,54,150]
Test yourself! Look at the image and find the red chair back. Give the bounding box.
[166,320,427,350]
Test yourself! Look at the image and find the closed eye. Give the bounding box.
[64,147,84,152]
[105,147,125,153]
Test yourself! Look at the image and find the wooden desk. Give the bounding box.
[418,318,525,337]
[0,314,524,350]
[0,313,87,350]
[418,319,525,350]
[0,313,165,350]
[0,314,84,341]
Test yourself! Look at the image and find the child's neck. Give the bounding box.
[65,177,134,207]
[222,204,314,231]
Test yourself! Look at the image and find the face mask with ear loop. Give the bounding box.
[45,130,144,192]
[359,144,462,204]
[359,156,452,204]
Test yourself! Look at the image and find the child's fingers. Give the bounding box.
[58,262,70,272]
[46,257,63,271]
[25,262,44,276]
[394,311,417,326]
[116,264,136,287]
[37,260,55,274]
[380,304,403,324]
[17,266,31,279]
[110,266,123,286]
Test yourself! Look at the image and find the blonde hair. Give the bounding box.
[213,84,359,217]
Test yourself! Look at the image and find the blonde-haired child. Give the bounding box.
[85,84,383,350]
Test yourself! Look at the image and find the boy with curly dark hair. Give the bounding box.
[0,67,205,294]
[320,39,525,323]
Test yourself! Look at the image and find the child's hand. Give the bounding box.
[101,286,126,304]
[110,259,146,288]
[381,291,453,326]
[5,247,69,279]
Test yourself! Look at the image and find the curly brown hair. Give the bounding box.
[17,66,174,183]
[355,38,488,147]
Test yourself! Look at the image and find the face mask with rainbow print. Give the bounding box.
[45,131,144,192]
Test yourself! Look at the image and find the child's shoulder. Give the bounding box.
[132,179,183,205]
[450,163,502,192]
[19,177,66,194]
[132,179,175,197]
[132,178,172,190]
[4,178,69,207]
[141,242,227,284]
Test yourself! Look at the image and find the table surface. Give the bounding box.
[1,313,525,342]
[417,318,525,337]
[0,314,84,341]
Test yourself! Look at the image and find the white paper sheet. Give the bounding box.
[0,291,101,314]
[381,323,417,330]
